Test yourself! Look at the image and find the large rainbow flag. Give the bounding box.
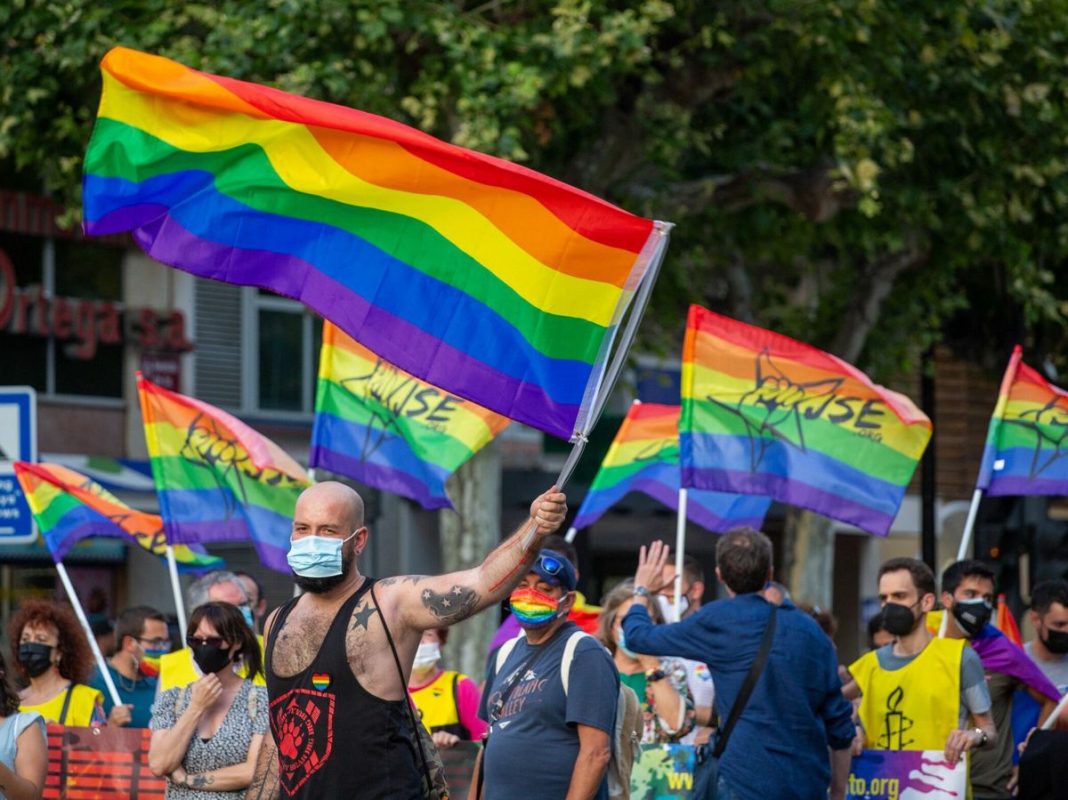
[573,402,770,533]
[976,345,1068,496]
[310,322,508,509]
[137,374,309,572]
[679,306,932,536]
[82,47,667,441]
[13,461,222,571]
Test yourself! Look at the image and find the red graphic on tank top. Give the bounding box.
[269,688,335,796]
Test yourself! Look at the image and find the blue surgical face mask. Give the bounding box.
[616,629,639,660]
[287,530,358,578]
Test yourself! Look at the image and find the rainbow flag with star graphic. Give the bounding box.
[679,305,932,536]
[976,345,1068,496]
[137,374,309,572]
[13,461,223,571]
[82,47,668,442]
[310,322,508,509]
[573,401,770,533]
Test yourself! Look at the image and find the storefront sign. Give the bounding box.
[0,247,193,360]
[0,386,36,544]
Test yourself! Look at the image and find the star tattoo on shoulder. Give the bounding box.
[421,585,479,624]
[350,602,378,631]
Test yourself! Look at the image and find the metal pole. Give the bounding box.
[55,562,122,710]
[165,545,188,642]
[674,489,688,620]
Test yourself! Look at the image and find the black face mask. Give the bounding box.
[882,601,921,637]
[952,598,993,638]
[18,643,54,678]
[1042,627,1068,655]
[192,643,234,675]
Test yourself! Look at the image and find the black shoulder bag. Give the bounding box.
[694,605,778,798]
[372,583,449,800]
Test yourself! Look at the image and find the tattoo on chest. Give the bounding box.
[350,601,378,631]
[421,585,479,623]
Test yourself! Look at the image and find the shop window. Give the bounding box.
[252,291,320,415]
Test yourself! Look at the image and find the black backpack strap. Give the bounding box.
[371,582,436,798]
[713,605,777,758]
[58,685,75,726]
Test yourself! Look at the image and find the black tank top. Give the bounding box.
[265,579,423,799]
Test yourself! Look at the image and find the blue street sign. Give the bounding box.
[0,387,37,544]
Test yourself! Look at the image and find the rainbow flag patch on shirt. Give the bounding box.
[312,673,331,691]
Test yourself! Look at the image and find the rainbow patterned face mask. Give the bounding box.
[138,648,168,678]
[509,586,563,629]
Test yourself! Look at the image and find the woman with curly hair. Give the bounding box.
[597,579,696,744]
[0,649,46,800]
[11,599,105,727]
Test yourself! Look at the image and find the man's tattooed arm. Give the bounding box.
[381,487,567,631]
[245,735,281,800]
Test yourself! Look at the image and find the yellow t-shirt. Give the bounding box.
[20,683,104,727]
[850,637,965,750]
[410,670,463,735]
[158,636,267,692]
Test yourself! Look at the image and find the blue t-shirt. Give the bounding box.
[623,595,856,800]
[89,663,158,728]
[479,622,618,800]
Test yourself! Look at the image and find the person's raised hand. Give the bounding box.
[107,703,132,727]
[530,486,567,536]
[189,673,223,712]
[635,541,670,591]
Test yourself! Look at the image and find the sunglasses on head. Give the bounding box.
[538,553,566,576]
[186,636,227,649]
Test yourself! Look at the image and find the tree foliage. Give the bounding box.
[4,0,1068,375]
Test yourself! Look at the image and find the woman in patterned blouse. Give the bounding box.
[149,602,268,799]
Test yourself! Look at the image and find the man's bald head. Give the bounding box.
[295,481,364,531]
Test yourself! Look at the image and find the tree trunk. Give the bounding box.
[780,508,835,609]
[438,441,502,681]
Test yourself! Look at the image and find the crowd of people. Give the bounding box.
[1,480,1067,799]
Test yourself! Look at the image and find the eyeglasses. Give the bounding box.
[137,637,172,651]
[186,636,227,649]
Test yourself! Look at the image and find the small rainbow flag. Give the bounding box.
[13,461,223,571]
[137,374,309,572]
[82,47,668,441]
[572,402,770,533]
[310,323,508,509]
[976,346,1068,496]
[311,673,331,691]
[680,305,932,536]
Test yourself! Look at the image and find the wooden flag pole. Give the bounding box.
[165,545,188,642]
[55,562,122,710]
[674,489,689,620]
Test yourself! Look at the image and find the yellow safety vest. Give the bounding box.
[158,636,267,692]
[20,683,103,726]
[410,670,464,737]
[851,637,965,751]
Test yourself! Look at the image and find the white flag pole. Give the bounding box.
[939,488,984,638]
[165,545,188,642]
[564,527,579,543]
[674,489,688,620]
[55,562,122,710]
[1041,692,1068,731]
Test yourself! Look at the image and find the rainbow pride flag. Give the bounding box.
[679,306,931,536]
[310,322,508,509]
[82,47,667,441]
[573,402,770,533]
[976,346,1068,496]
[137,374,309,572]
[13,461,222,571]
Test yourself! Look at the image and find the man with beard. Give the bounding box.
[1025,579,1068,694]
[845,558,997,765]
[247,480,567,800]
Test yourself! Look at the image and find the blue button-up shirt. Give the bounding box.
[623,594,855,800]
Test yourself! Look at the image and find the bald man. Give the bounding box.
[247,481,567,800]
